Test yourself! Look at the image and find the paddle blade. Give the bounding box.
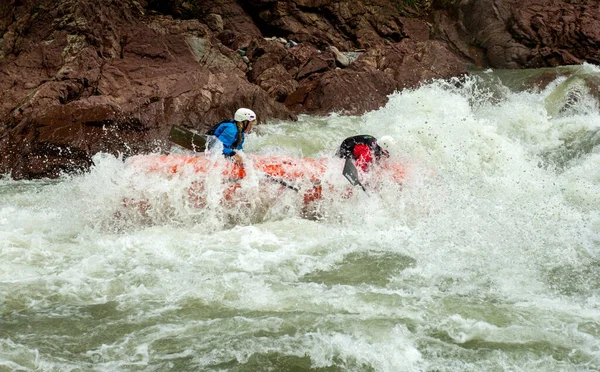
[342,158,366,192]
[169,125,207,152]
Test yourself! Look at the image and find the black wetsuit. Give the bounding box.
[336,135,385,160]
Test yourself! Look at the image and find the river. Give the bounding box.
[1,65,599,371]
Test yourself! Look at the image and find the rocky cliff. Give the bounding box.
[0,0,598,179]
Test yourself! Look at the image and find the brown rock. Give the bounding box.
[285,66,397,115]
[254,65,299,103]
[285,39,467,115]
[296,51,337,81]
[0,0,294,179]
[434,0,600,68]
[2,0,598,179]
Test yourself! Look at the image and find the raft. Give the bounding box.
[128,154,328,182]
[126,154,407,206]
[129,154,405,181]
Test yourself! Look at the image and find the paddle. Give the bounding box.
[342,157,367,192]
[262,174,300,192]
[168,125,300,192]
[168,125,208,152]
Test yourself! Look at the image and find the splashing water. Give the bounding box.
[1,66,599,371]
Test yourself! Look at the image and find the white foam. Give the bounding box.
[1,69,599,370]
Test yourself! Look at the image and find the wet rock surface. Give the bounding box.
[0,0,598,178]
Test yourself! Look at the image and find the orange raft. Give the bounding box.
[126,154,407,205]
[130,154,329,181]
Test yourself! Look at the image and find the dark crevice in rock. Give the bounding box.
[236,1,285,40]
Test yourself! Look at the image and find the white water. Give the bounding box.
[1,66,600,371]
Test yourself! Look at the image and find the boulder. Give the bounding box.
[433,0,600,68]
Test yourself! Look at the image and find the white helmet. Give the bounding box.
[378,135,396,151]
[234,108,256,122]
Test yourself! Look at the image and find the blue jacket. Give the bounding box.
[213,120,244,156]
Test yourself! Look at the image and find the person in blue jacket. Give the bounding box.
[209,108,256,165]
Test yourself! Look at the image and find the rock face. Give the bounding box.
[0,0,294,178]
[434,0,600,68]
[0,0,598,179]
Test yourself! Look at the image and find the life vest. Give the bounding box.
[336,135,385,160]
[207,120,243,151]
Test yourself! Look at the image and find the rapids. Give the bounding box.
[1,65,599,371]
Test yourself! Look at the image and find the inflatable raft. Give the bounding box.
[129,154,405,180]
[126,154,407,207]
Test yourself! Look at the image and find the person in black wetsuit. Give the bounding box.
[336,135,394,171]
